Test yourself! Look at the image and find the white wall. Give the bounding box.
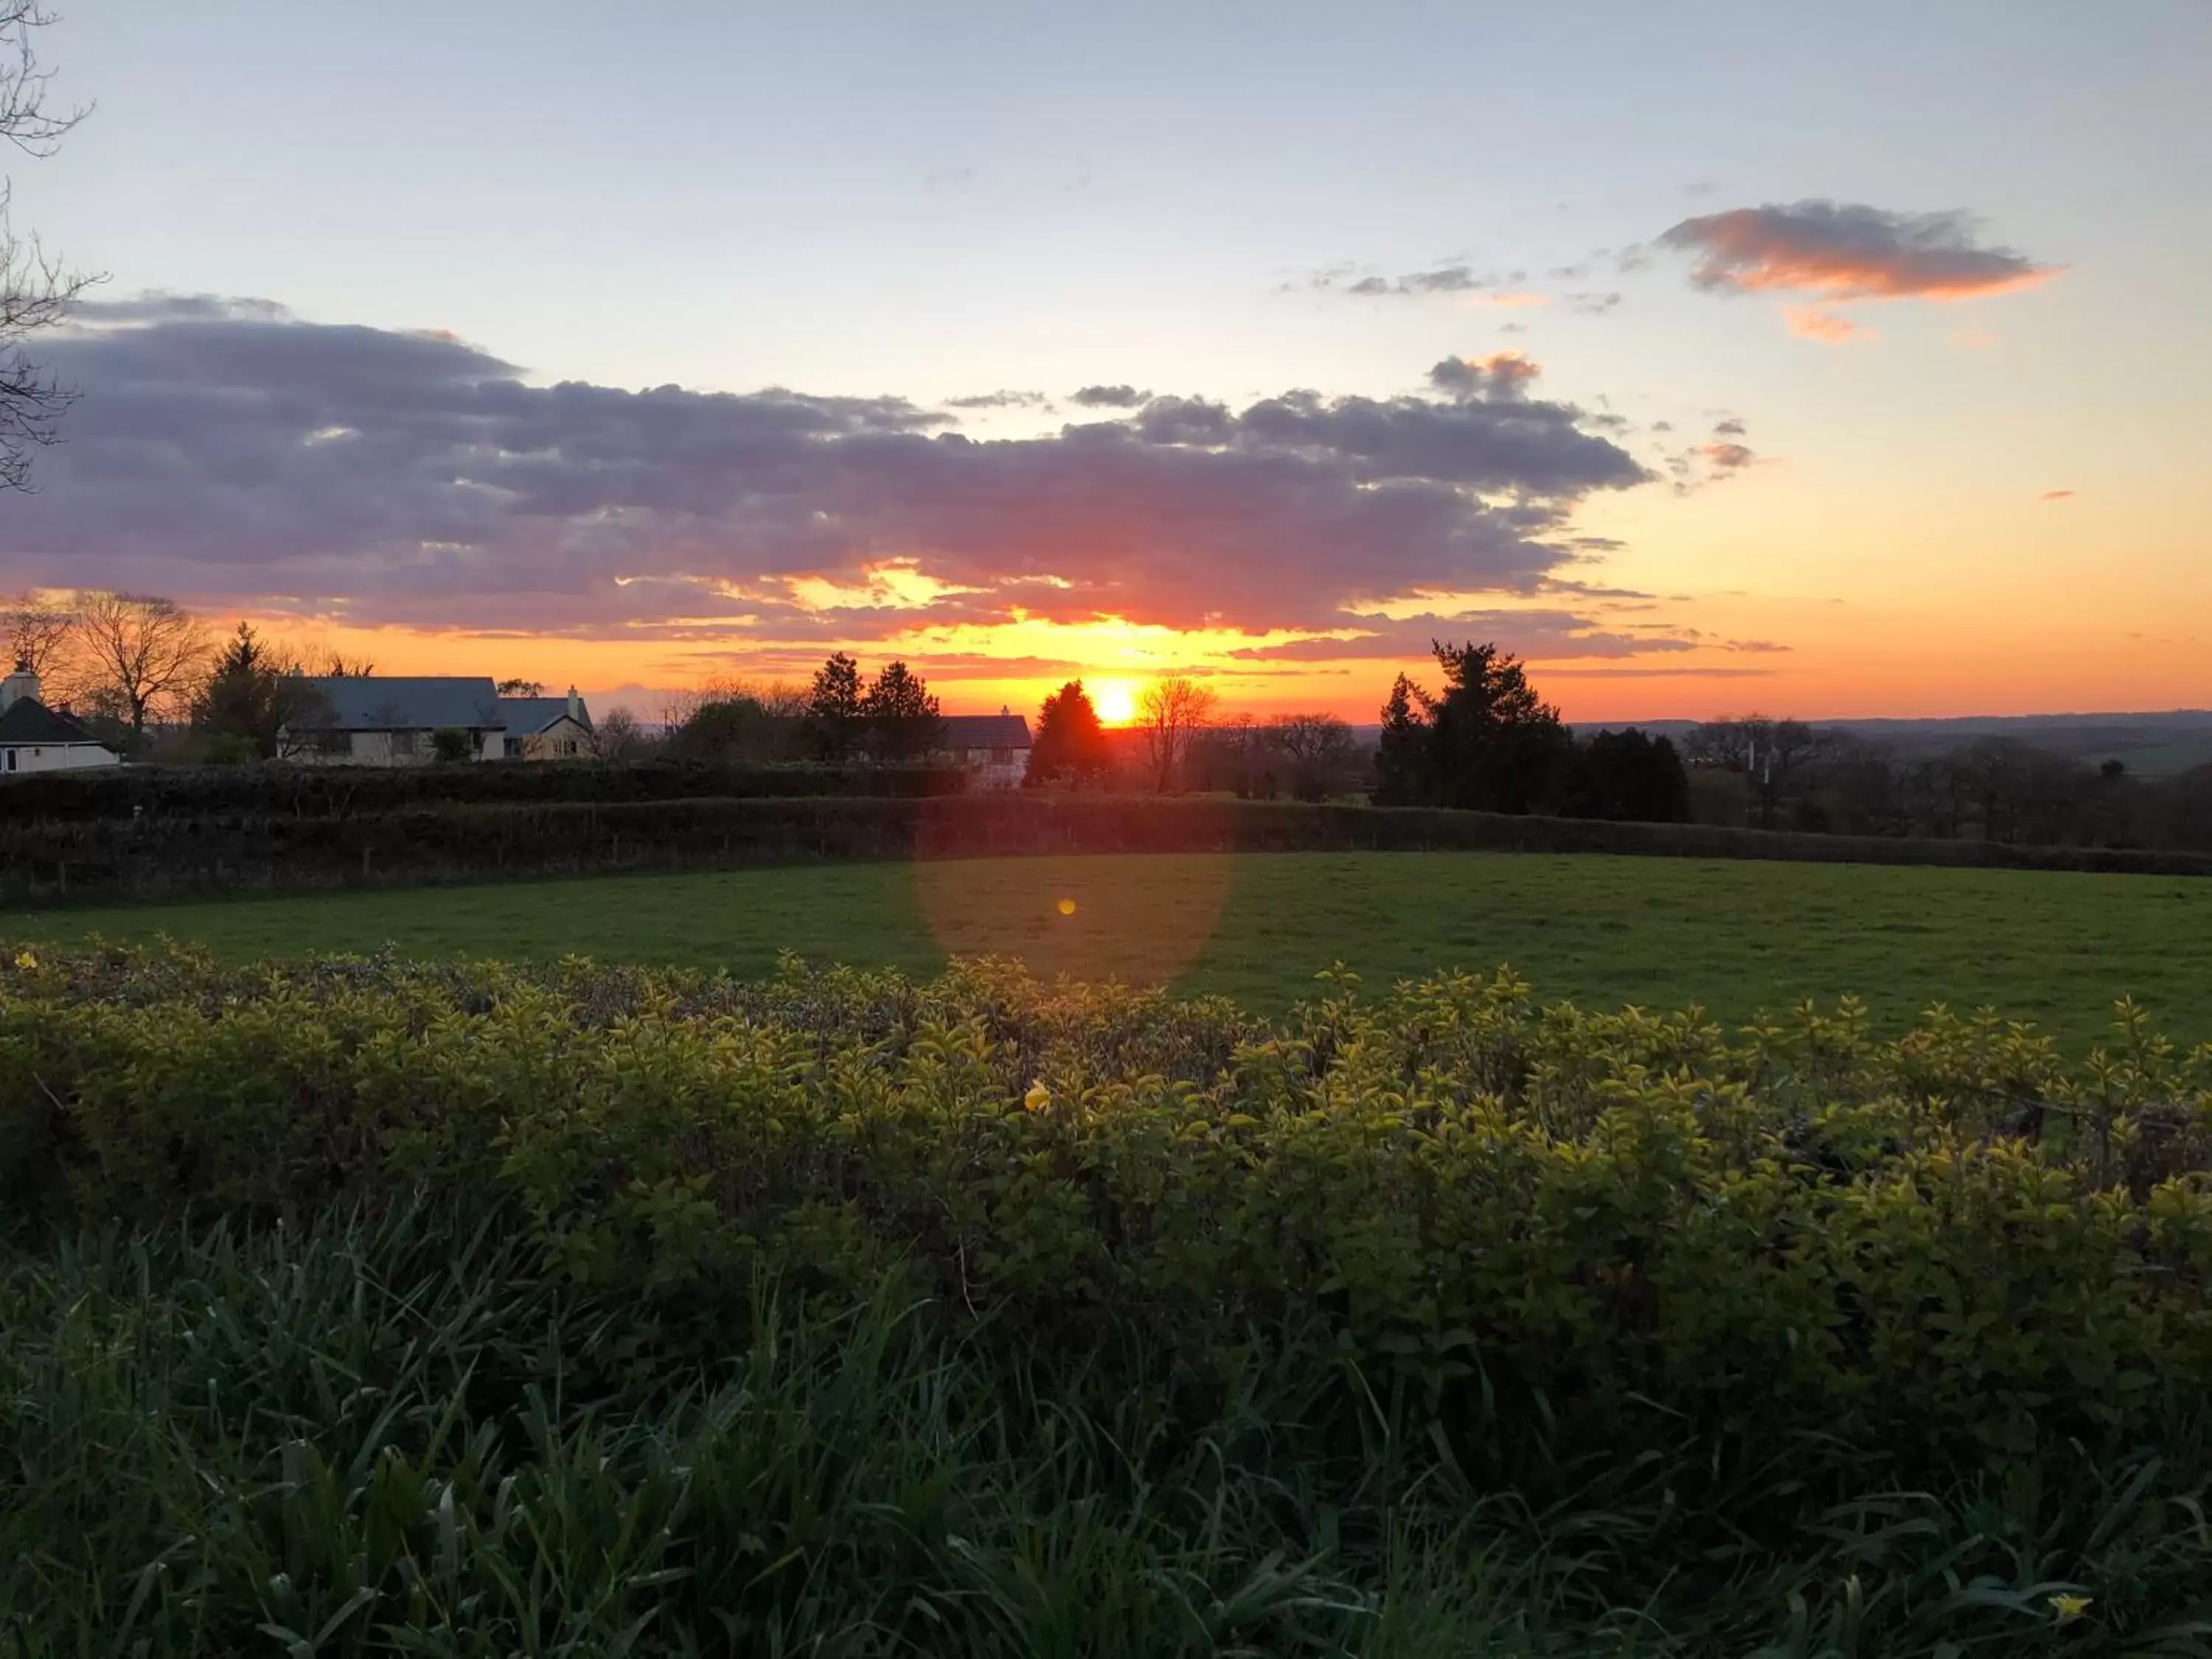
[1,742,119,774]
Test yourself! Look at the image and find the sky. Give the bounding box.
[4,0,2208,725]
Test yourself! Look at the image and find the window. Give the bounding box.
[3,750,14,773]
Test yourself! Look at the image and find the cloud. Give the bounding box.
[1711,417,1746,438]
[1426,350,1542,402]
[2040,488,2076,501]
[1069,383,1150,408]
[7,293,1660,647]
[1321,264,1545,305]
[1783,305,1877,344]
[945,389,1048,410]
[1224,608,1699,664]
[1564,291,1623,316]
[1659,200,2056,302]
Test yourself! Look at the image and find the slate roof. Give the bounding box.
[499,695,594,735]
[0,697,105,747]
[939,714,1032,749]
[297,677,507,731]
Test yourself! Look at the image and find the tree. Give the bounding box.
[1024,679,1114,787]
[1425,641,1571,813]
[860,659,942,762]
[430,727,475,763]
[595,706,645,760]
[0,586,70,678]
[1137,673,1217,793]
[1267,712,1357,802]
[69,591,211,734]
[0,4,96,493]
[804,653,864,761]
[1684,714,1824,830]
[189,621,330,759]
[1554,728,1690,823]
[1372,673,1433,806]
[495,677,544,698]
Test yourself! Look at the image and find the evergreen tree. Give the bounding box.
[1024,680,1113,786]
[1556,728,1691,823]
[860,659,942,762]
[804,653,863,760]
[1372,673,1433,806]
[189,622,327,759]
[1426,641,1572,814]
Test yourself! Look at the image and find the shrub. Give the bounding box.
[6,941,2211,1478]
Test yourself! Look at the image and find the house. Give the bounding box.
[284,676,510,764]
[939,709,1032,789]
[499,687,596,759]
[0,664,122,776]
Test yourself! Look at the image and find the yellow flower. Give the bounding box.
[1024,1081,1051,1113]
[13,950,35,970]
[2048,1594,2093,1624]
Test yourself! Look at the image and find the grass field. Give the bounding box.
[13,849,2212,1046]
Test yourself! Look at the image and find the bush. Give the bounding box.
[7,941,2211,1472]
[0,757,971,821]
[4,793,2212,905]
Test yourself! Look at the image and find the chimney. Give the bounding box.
[566,684,582,721]
[0,661,38,714]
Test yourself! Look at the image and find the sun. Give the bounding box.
[1089,678,1137,726]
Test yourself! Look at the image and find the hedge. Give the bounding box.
[5,942,2211,1474]
[5,792,2212,904]
[0,757,970,821]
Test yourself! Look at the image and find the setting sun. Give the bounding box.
[1090,678,1138,726]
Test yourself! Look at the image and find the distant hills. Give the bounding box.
[1572,711,2212,779]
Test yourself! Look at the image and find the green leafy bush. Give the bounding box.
[7,941,2211,1476]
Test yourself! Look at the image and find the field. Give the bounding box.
[13,848,2212,1047]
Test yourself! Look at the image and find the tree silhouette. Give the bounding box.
[1024,680,1113,786]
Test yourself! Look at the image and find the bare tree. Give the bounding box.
[1138,673,1217,793]
[0,585,71,675]
[0,3,97,493]
[595,706,645,759]
[1267,712,1357,801]
[496,677,545,698]
[69,591,211,734]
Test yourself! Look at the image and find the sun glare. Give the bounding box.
[1091,678,1137,725]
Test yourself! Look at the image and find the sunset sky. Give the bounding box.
[6,1,2207,725]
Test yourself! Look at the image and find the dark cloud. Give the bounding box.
[8,295,1657,642]
[945,389,1048,410]
[1711,417,1746,437]
[1658,201,2056,300]
[1426,350,1542,402]
[1565,291,1623,316]
[1069,383,1150,408]
[1225,608,1698,664]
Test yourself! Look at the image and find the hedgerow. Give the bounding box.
[7,941,2211,1479]
[7,793,2212,905]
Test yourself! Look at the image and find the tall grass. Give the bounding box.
[6,1201,2211,1655]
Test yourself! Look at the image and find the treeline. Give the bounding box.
[1680,715,2212,855]
[10,792,2212,906]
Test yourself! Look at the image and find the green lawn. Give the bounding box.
[11,851,2212,1046]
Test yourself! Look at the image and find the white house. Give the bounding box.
[283,676,511,764]
[498,687,596,759]
[0,664,122,775]
[939,709,1032,789]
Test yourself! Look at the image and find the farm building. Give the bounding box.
[498,689,597,759]
[939,710,1032,788]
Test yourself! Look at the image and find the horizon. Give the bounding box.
[3,2,2207,724]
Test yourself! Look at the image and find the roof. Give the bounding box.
[499,695,594,735]
[939,713,1032,748]
[297,677,507,732]
[0,697,106,748]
